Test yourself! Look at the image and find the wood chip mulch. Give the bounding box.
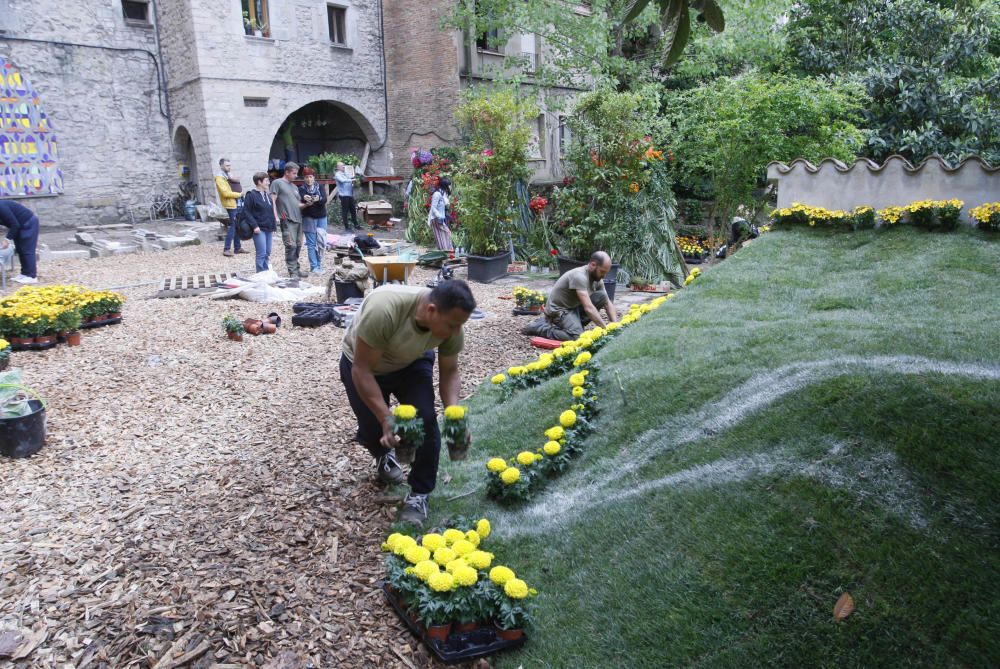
[0,245,543,668]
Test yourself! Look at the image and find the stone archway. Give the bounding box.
[268,100,376,174]
[172,125,200,202]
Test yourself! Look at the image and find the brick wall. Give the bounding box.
[383,0,462,178]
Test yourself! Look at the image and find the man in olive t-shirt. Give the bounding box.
[340,280,476,526]
[270,162,305,278]
[522,251,619,340]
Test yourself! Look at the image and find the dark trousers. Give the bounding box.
[11,215,38,278]
[340,196,358,229]
[339,351,441,495]
[224,208,242,252]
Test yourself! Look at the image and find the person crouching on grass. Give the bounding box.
[339,280,476,526]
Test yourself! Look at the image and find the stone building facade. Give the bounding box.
[1,0,388,228]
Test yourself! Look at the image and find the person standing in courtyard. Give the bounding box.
[244,172,278,273]
[427,178,453,251]
[270,161,305,278]
[214,158,249,257]
[0,199,41,284]
[339,280,476,526]
[298,167,328,274]
[334,162,359,231]
[522,251,619,340]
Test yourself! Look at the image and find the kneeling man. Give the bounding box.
[522,251,618,340]
[339,280,476,526]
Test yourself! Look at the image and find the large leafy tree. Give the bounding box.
[786,0,1000,163]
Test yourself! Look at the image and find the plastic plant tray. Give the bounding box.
[381,583,526,665]
[80,316,123,329]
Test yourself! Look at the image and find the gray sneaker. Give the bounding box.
[375,452,405,485]
[398,493,429,526]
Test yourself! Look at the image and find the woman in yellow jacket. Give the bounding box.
[215,158,249,256]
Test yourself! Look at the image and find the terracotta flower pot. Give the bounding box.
[34,335,56,346]
[494,622,524,641]
[425,622,452,643]
[261,322,277,334]
[65,331,82,347]
[454,621,478,633]
[243,319,263,335]
[10,336,32,348]
[227,331,244,342]
[108,312,122,319]
[265,312,282,328]
[447,441,469,462]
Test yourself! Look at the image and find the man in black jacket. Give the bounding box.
[0,200,41,284]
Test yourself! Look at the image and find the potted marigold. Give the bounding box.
[0,338,10,371]
[487,566,535,640]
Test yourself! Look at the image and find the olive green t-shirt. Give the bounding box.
[269,178,303,223]
[547,265,607,311]
[341,285,464,374]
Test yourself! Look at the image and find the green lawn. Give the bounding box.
[430,227,1000,668]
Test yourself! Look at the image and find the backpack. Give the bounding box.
[235,197,255,240]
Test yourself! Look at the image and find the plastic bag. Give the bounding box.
[0,369,34,418]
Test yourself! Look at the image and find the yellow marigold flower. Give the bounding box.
[573,351,592,367]
[445,558,468,573]
[444,405,466,421]
[526,361,542,372]
[508,366,527,376]
[543,440,561,456]
[467,550,493,570]
[465,530,481,547]
[544,425,565,441]
[393,535,417,556]
[691,267,701,276]
[538,353,554,365]
[393,404,417,420]
[572,385,585,398]
[454,565,479,587]
[443,528,466,545]
[500,467,521,484]
[516,451,537,466]
[382,532,404,552]
[404,545,431,565]
[414,560,440,581]
[559,410,577,428]
[552,347,569,358]
[569,373,585,387]
[452,539,475,556]
[492,373,506,385]
[490,565,516,586]
[433,546,458,566]
[476,518,491,538]
[504,578,530,599]
[428,571,455,592]
[606,321,622,331]
[421,533,446,551]
[487,457,507,473]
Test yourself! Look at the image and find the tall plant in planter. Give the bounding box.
[453,88,536,274]
[553,87,686,284]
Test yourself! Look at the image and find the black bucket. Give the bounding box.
[0,399,46,458]
[335,280,364,302]
[603,279,617,301]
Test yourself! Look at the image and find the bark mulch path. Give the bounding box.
[0,246,546,668]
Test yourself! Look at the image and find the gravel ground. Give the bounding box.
[0,245,546,668]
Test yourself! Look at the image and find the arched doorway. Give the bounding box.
[172,125,200,202]
[269,101,372,174]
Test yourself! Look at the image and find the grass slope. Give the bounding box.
[431,227,1000,668]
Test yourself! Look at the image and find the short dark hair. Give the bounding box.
[284,162,299,173]
[429,280,476,313]
[219,158,229,167]
[590,250,611,266]
[252,171,269,185]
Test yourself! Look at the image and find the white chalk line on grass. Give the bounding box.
[503,355,1000,536]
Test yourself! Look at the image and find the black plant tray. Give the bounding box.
[292,302,334,313]
[512,307,544,316]
[81,316,123,329]
[9,339,58,352]
[682,253,708,264]
[381,583,526,665]
[291,308,333,327]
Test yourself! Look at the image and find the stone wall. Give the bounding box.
[383,0,462,178]
[1,0,177,227]
[156,0,388,207]
[767,156,1000,225]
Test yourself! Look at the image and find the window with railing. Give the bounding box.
[242,0,271,37]
[328,5,347,45]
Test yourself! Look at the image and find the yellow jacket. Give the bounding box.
[215,175,242,210]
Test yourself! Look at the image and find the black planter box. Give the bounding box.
[381,583,525,664]
[466,253,510,283]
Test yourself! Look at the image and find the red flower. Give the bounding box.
[549,249,558,256]
[483,148,494,157]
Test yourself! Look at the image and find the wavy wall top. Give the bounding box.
[767,155,1000,222]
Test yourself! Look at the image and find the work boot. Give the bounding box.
[235,248,251,254]
[223,250,234,257]
[398,492,429,526]
[376,452,405,485]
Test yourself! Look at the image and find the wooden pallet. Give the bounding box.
[155,272,240,298]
